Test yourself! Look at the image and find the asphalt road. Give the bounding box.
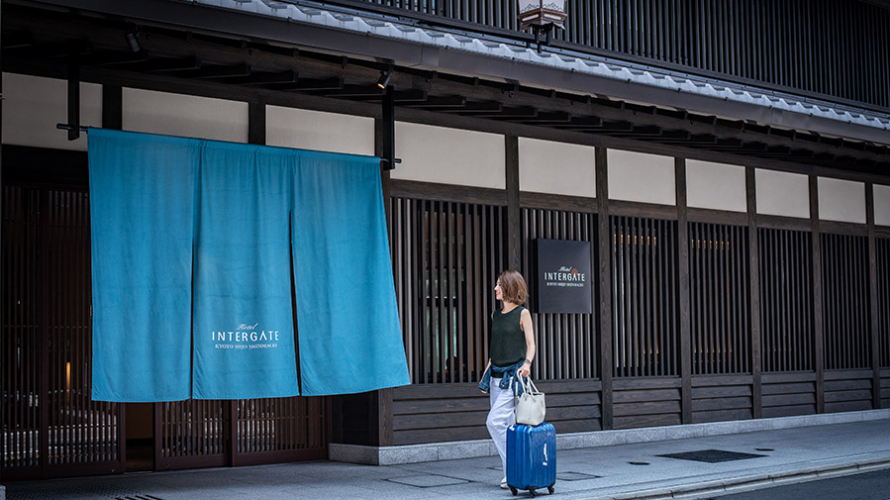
[709,468,890,500]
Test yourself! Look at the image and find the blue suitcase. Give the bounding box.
[506,422,556,496]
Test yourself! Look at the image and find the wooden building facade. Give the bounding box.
[2,0,889,480]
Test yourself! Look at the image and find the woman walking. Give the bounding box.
[479,270,536,489]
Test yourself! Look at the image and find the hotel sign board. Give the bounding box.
[536,239,593,314]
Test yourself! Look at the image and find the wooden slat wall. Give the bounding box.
[45,190,119,468]
[391,380,601,445]
[343,0,890,109]
[691,375,753,423]
[821,233,871,370]
[520,207,598,381]
[759,228,814,372]
[610,216,679,378]
[390,197,507,384]
[613,378,682,429]
[824,370,875,413]
[881,369,890,408]
[1,186,41,472]
[761,372,817,418]
[688,223,750,375]
[879,238,890,368]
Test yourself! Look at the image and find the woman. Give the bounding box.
[478,270,536,489]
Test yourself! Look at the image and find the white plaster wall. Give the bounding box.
[391,122,505,189]
[519,138,595,197]
[874,184,890,227]
[607,149,675,205]
[686,159,747,212]
[2,73,102,152]
[755,169,810,218]
[266,106,374,156]
[818,177,866,223]
[123,88,248,143]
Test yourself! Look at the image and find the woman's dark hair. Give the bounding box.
[498,270,528,305]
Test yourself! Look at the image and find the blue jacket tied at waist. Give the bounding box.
[478,359,526,397]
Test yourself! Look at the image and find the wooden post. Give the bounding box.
[810,176,825,413]
[746,167,763,418]
[866,183,881,409]
[506,135,521,271]
[596,147,613,430]
[676,158,692,424]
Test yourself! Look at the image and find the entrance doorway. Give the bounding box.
[125,403,154,471]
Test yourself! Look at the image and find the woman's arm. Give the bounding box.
[519,309,535,377]
[480,359,492,393]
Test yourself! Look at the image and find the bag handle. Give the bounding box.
[516,374,539,395]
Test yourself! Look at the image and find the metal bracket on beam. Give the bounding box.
[381,84,401,170]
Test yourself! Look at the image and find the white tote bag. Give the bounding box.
[514,376,546,426]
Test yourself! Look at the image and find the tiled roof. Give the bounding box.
[188,0,890,136]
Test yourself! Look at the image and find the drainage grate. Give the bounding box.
[658,449,767,463]
[557,472,601,481]
[387,474,470,488]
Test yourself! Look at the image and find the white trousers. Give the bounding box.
[486,378,515,477]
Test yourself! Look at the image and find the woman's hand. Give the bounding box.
[519,361,531,378]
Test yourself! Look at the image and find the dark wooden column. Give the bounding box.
[675,158,692,424]
[746,167,763,418]
[596,147,613,430]
[329,112,396,447]
[102,83,127,469]
[506,135,521,271]
[375,109,394,447]
[810,176,825,413]
[866,183,882,409]
[102,85,123,131]
[248,101,266,146]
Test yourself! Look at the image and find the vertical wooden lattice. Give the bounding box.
[520,207,598,380]
[610,216,679,378]
[759,228,814,372]
[2,186,120,476]
[45,190,119,466]
[688,222,751,375]
[821,233,871,370]
[236,397,326,454]
[356,0,890,108]
[160,400,227,460]
[2,186,42,470]
[877,238,890,368]
[390,197,507,384]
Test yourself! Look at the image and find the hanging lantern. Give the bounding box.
[517,0,567,31]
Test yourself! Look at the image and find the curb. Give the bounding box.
[567,456,890,500]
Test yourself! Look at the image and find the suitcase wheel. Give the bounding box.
[529,487,536,497]
[509,485,518,496]
[548,485,555,494]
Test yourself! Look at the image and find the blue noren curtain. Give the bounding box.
[89,129,409,401]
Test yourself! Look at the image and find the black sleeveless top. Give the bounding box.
[489,306,526,367]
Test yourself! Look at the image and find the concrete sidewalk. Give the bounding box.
[5,416,890,500]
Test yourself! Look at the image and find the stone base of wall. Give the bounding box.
[329,409,890,465]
